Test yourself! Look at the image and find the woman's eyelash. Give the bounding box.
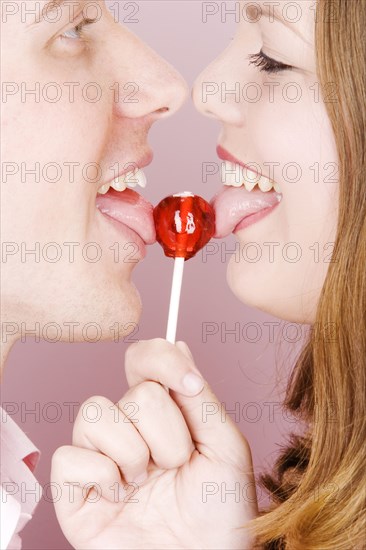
[247,50,293,74]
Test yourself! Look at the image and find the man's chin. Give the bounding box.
[60,281,142,344]
[9,274,142,343]
[99,282,142,343]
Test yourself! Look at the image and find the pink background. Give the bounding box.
[2,2,307,548]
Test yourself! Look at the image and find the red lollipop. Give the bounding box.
[154,192,215,260]
[153,192,215,343]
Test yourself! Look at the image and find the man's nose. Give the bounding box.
[110,27,189,120]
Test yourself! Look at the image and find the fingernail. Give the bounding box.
[182,372,204,395]
[133,471,148,484]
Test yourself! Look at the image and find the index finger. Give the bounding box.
[125,338,205,396]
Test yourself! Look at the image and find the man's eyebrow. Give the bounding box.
[27,0,80,28]
[248,4,313,46]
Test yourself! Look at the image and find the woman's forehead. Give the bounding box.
[243,0,315,45]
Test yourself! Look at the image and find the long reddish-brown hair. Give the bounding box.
[243,1,366,548]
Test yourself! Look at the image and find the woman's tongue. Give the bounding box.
[211,186,282,238]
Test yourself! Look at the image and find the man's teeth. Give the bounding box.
[97,169,147,195]
[111,176,127,192]
[125,169,147,189]
[220,161,281,193]
[97,183,110,195]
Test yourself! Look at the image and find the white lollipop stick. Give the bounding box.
[166,257,185,344]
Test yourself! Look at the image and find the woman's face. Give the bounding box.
[194,0,339,324]
[1,0,188,342]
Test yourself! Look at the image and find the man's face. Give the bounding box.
[1,0,188,342]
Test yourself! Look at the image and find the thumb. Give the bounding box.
[173,342,253,468]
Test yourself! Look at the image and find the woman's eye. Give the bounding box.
[248,50,293,74]
[61,18,96,40]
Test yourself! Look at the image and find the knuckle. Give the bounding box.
[131,380,166,406]
[151,337,168,348]
[82,395,111,409]
[125,339,180,383]
[124,348,141,381]
[125,342,140,364]
[126,339,165,362]
[51,445,74,467]
[96,456,117,483]
[135,446,150,466]
[173,446,192,466]
[121,446,150,469]
[161,345,190,371]
[125,339,154,357]
[74,395,111,432]
[161,446,191,469]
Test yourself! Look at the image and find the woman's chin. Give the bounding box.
[226,260,317,324]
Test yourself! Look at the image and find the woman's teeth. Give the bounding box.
[97,168,147,195]
[220,161,281,193]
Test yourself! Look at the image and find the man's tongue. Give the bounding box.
[211,186,282,238]
[96,188,156,244]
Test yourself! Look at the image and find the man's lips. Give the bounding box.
[100,150,154,192]
[96,188,156,245]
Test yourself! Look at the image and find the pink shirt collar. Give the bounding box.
[1,407,42,549]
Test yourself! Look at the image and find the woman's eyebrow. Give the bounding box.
[248,4,313,47]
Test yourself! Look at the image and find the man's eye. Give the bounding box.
[248,49,293,74]
[61,18,97,40]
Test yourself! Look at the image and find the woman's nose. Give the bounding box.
[192,49,246,127]
[110,27,189,121]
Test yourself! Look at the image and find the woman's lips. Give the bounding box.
[217,145,264,177]
[211,186,282,238]
[212,145,282,237]
[95,188,156,245]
